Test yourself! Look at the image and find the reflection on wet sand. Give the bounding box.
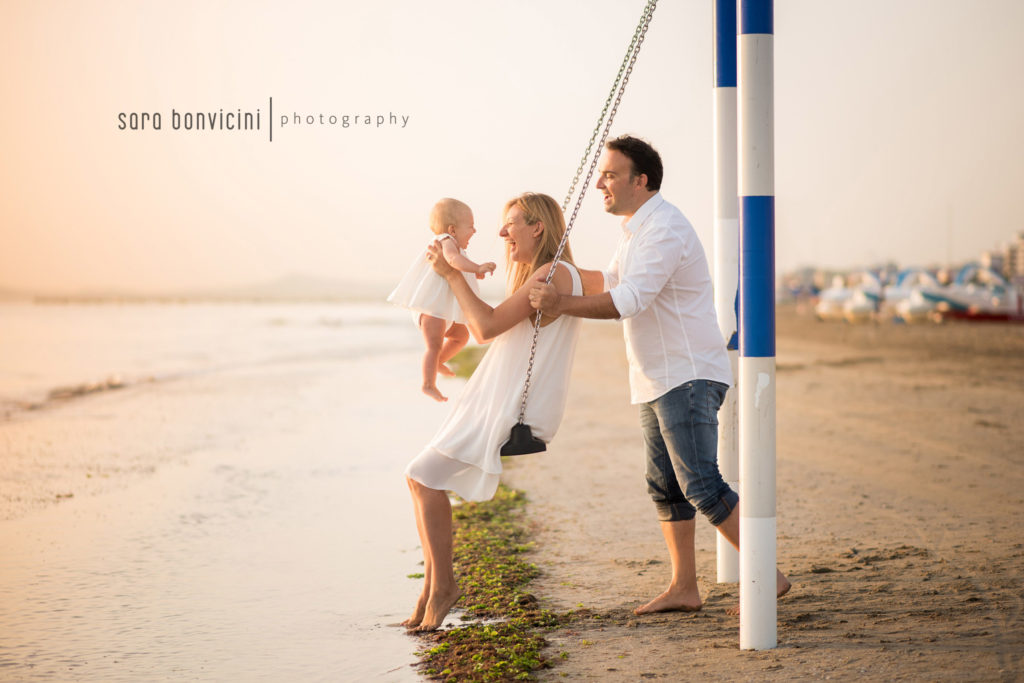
[0,303,457,680]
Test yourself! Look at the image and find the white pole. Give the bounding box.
[713,0,739,585]
[738,0,777,650]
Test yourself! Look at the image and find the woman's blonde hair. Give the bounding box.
[503,192,574,294]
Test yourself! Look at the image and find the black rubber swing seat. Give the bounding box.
[500,423,547,456]
[493,2,657,459]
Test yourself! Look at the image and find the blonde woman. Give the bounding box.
[402,193,583,631]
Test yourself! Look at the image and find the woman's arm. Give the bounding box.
[428,241,571,343]
[440,238,497,277]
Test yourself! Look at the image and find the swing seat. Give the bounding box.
[499,0,657,460]
[500,423,547,456]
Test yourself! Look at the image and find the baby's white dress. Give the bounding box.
[405,261,583,501]
[387,234,480,324]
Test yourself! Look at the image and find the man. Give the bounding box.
[528,135,789,614]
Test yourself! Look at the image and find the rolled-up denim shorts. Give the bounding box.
[640,379,738,525]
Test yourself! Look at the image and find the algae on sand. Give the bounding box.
[415,486,560,682]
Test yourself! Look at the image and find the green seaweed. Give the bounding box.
[414,486,561,682]
[446,344,489,378]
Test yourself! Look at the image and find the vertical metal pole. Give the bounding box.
[738,0,776,650]
[713,0,740,585]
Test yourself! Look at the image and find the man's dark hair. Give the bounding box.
[605,135,663,191]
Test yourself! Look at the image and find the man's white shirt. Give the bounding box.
[603,192,733,404]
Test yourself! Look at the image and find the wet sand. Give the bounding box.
[0,346,441,681]
[503,309,1024,681]
[4,307,1021,680]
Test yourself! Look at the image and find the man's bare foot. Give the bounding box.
[414,586,461,632]
[726,571,792,616]
[778,572,792,598]
[422,385,448,402]
[437,363,456,378]
[401,591,430,629]
[633,585,702,615]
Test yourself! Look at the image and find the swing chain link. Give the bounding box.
[515,0,658,427]
[562,0,658,213]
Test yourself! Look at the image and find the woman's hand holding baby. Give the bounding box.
[428,241,496,281]
[426,240,456,279]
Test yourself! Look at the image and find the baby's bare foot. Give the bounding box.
[414,587,461,632]
[437,363,456,378]
[422,385,448,402]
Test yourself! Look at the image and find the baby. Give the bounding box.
[388,198,496,401]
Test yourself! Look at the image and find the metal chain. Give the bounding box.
[561,0,657,212]
[514,0,658,426]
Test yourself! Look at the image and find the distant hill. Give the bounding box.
[3,272,508,304]
[23,274,393,304]
[0,287,32,302]
[169,273,392,302]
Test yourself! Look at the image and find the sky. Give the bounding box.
[2,0,1023,296]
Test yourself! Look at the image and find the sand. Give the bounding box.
[0,346,432,680]
[502,309,1024,681]
[3,306,1021,680]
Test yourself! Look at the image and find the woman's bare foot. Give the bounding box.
[437,363,456,378]
[726,571,792,616]
[414,586,462,632]
[422,384,448,402]
[634,584,702,615]
[401,590,430,629]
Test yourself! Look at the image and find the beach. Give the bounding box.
[502,309,1024,680]
[0,302,447,681]
[2,302,1022,681]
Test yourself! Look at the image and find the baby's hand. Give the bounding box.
[476,262,497,279]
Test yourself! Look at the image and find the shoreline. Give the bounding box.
[0,341,437,680]
[503,310,1024,680]
[2,304,1021,679]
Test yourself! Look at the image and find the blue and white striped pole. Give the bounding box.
[738,0,776,650]
[713,0,739,585]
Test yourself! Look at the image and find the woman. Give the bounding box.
[403,192,583,632]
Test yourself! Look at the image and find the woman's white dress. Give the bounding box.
[405,261,583,501]
[387,234,480,324]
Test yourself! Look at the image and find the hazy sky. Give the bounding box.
[2,0,1022,295]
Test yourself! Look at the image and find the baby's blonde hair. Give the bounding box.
[429,198,471,235]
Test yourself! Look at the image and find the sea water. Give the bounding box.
[0,301,461,680]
